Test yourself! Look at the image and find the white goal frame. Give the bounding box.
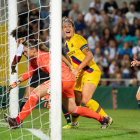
[8,0,19,118]
[50,0,62,139]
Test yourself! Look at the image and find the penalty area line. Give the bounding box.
[0,122,49,140]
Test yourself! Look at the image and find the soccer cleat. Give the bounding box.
[3,113,20,129]
[62,122,79,129]
[4,113,8,123]
[108,116,113,126]
[100,116,110,129]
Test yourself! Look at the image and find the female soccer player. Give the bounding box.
[11,27,72,125]
[4,39,110,129]
[131,59,140,108]
[10,27,49,112]
[62,17,113,128]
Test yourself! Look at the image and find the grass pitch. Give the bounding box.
[0,109,140,140]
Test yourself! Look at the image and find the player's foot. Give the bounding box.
[62,122,79,129]
[4,113,8,122]
[108,116,113,126]
[100,116,110,129]
[3,113,20,129]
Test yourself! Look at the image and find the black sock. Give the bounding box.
[20,98,28,112]
[138,101,140,108]
[62,104,71,124]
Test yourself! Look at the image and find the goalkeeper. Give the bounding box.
[4,39,111,129]
[10,27,71,125]
[10,27,50,113]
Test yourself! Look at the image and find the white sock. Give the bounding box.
[71,122,78,126]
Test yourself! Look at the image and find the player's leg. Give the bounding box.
[62,104,71,124]
[4,81,50,129]
[136,87,140,108]
[82,71,110,117]
[19,77,34,112]
[71,90,81,126]
[18,83,48,122]
[82,83,108,117]
[62,80,82,129]
[62,97,110,129]
[71,71,113,127]
[37,68,71,124]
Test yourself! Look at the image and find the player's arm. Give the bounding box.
[11,44,24,74]
[62,54,73,71]
[7,63,35,92]
[11,55,22,74]
[77,45,93,71]
[72,45,93,77]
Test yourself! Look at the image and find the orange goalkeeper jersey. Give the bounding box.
[22,50,75,82]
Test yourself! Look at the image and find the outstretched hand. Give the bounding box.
[41,94,50,109]
[11,69,17,74]
[6,82,17,93]
[131,58,139,67]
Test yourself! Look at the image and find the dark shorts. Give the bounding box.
[27,68,50,88]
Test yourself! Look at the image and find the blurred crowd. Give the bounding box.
[17,0,140,87]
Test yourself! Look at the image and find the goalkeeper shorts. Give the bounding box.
[42,80,75,99]
[62,81,75,99]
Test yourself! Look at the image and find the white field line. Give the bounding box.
[26,128,49,140]
[0,122,49,140]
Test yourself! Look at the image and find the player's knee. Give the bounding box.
[136,94,140,100]
[82,98,89,105]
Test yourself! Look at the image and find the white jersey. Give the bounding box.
[16,43,24,56]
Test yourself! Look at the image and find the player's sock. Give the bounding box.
[62,104,71,124]
[71,106,103,121]
[71,115,79,126]
[17,91,39,121]
[20,98,28,112]
[138,100,140,108]
[85,99,107,117]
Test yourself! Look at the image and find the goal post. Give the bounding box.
[0,0,62,139]
[50,0,62,139]
[8,0,19,118]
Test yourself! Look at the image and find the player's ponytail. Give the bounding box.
[23,39,49,52]
[10,26,37,40]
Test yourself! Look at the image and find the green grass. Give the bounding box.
[0,109,140,140]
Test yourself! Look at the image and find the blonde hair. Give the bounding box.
[23,39,49,52]
[62,17,75,29]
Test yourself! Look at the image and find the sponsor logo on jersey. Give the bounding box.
[67,51,75,56]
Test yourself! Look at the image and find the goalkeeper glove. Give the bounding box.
[41,94,50,109]
[7,80,21,93]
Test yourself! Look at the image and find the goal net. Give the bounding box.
[0,0,62,140]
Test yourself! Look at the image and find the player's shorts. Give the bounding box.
[62,81,75,98]
[26,68,50,88]
[42,80,75,99]
[74,70,101,92]
[42,80,50,93]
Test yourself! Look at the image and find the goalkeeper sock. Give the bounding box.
[62,104,71,124]
[85,99,107,117]
[20,98,28,112]
[71,106,102,121]
[18,91,39,121]
[138,101,140,108]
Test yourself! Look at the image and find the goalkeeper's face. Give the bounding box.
[23,46,36,59]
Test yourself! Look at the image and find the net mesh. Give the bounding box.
[0,0,51,139]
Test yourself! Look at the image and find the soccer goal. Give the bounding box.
[0,0,62,139]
